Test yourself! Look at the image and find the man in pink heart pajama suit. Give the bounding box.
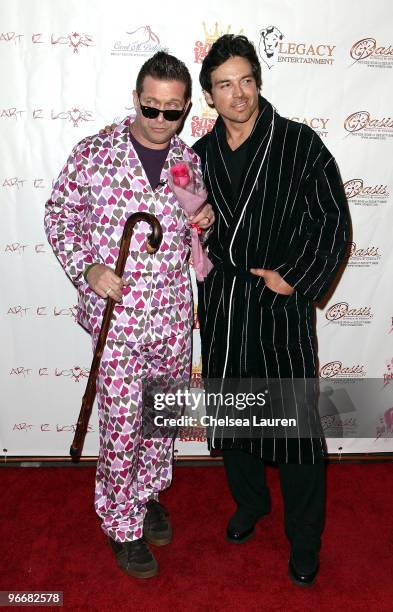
[44,52,213,578]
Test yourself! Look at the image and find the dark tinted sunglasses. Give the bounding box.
[138,96,186,121]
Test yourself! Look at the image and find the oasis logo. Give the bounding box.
[194,22,243,64]
[325,302,373,327]
[320,361,366,379]
[111,26,164,57]
[344,179,389,207]
[344,111,393,140]
[346,242,381,269]
[258,25,335,69]
[350,38,393,69]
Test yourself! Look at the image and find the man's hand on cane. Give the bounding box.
[86,264,128,302]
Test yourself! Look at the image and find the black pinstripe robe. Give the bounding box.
[193,96,350,464]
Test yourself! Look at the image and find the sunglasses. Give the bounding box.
[138,96,186,122]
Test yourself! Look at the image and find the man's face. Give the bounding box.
[132,76,189,149]
[204,56,259,126]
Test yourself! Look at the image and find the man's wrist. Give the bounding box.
[83,263,99,281]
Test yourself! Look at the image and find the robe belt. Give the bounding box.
[208,255,255,282]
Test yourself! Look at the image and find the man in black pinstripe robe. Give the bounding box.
[193,35,349,586]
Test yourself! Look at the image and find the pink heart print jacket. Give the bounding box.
[44,116,204,345]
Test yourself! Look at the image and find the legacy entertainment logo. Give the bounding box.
[258,25,335,68]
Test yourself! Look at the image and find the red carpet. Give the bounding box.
[1,463,392,611]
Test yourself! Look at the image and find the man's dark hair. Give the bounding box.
[136,51,192,100]
[199,34,262,93]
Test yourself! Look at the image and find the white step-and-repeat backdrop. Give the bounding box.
[1,0,392,458]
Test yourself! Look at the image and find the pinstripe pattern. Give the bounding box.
[193,96,349,464]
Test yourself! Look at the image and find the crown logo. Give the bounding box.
[199,97,218,119]
[202,22,243,45]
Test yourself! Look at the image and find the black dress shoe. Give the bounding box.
[108,537,158,579]
[288,556,319,587]
[226,506,269,544]
[226,523,255,544]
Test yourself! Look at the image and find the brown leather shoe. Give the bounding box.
[108,537,158,578]
[143,500,172,546]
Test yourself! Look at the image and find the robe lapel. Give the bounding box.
[206,121,234,228]
[223,98,275,257]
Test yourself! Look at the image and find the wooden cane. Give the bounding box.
[70,212,163,461]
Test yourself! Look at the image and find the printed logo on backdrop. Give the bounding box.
[194,23,244,64]
[324,302,373,327]
[350,38,393,69]
[258,25,335,68]
[0,31,94,53]
[0,32,23,44]
[193,305,200,330]
[1,107,94,126]
[3,177,56,191]
[111,26,165,57]
[6,305,78,321]
[191,356,203,388]
[289,115,330,138]
[344,179,389,207]
[12,422,94,434]
[383,357,393,386]
[320,361,366,379]
[345,242,381,269]
[191,98,217,138]
[344,111,393,140]
[49,32,94,53]
[319,386,358,437]
[376,407,393,439]
[10,366,89,381]
[4,242,46,255]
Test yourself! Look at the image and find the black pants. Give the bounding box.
[222,449,325,570]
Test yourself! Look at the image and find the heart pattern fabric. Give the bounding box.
[45,115,203,343]
[94,332,192,542]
